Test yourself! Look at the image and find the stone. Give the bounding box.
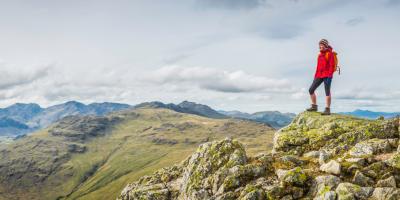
[349,139,392,157]
[388,138,398,148]
[345,158,366,166]
[352,170,374,187]
[320,160,341,175]
[376,176,397,188]
[303,151,320,158]
[278,155,305,168]
[371,187,400,200]
[319,150,330,165]
[238,184,267,200]
[280,167,308,187]
[314,191,337,200]
[362,161,393,179]
[308,175,341,197]
[335,183,373,200]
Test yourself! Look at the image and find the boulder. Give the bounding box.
[308,175,341,197]
[320,160,341,175]
[352,170,374,187]
[371,187,400,200]
[314,191,337,200]
[303,150,320,158]
[376,176,397,188]
[278,167,308,187]
[118,138,274,200]
[349,139,392,157]
[273,112,399,155]
[335,182,373,199]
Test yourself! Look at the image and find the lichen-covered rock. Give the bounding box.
[348,138,392,157]
[180,138,248,199]
[118,138,275,200]
[335,182,373,199]
[352,170,374,187]
[344,158,366,166]
[303,150,320,159]
[376,176,397,188]
[320,160,341,175]
[314,191,337,200]
[387,153,400,169]
[118,165,183,200]
[362,161,394,180]
[273,112,399,155]
[278,167,308,187]
[319,150,331,165]
[308,175,341,198]
[371,187,400,200]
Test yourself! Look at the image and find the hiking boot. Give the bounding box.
[321,107,331,115]
[306,104,318,112]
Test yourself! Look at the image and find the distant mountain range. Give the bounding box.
[134,100,227,119]
[218,110,296,129]
[339,109,400,119]
[134,101,297,128]
[0,101,131,139]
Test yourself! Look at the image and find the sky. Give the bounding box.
[0,0,399,113]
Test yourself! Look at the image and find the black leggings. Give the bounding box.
[309,77,332,96]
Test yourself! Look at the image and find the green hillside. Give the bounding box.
[0,108,275,200]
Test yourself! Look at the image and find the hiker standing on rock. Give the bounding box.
[306,39,339,115]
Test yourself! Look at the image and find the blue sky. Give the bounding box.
[0,0,399,113]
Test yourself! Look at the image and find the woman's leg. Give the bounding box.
[309,78,323,105]
[323,77,332,108]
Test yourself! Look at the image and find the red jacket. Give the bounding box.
[314,46,335,78]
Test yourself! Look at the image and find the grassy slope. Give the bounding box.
[0,108,275,200]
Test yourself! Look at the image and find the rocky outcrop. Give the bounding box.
[118,139,278,199]
[48,115,123,142]
[118,111,400,200]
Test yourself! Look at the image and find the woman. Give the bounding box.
[306,39,336,115]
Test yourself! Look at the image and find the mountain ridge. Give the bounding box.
[339,109,400,119]
[0,101,132,140]
[219,110,296,129]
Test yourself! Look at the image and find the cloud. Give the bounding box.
[245,1,350,40]
[345,17,365,26]
[386,0,400,6]
[335,89,400,100]
[350,100,384,107]
[255,23,306,39]
[0,63,52,90]
[162,54,192,65]
[142,65,295,93]
[195,0,267,10]
[291,88,308,100]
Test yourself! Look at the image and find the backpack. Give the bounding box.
[325,51,340,75]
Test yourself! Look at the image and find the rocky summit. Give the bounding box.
[118,111,400,200]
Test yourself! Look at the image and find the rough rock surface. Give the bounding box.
[118,111,400,200]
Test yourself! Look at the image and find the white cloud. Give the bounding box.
[291,88,308,100]
[142,65,295,93]
[0,62,52,90]
[335,89,400,100]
